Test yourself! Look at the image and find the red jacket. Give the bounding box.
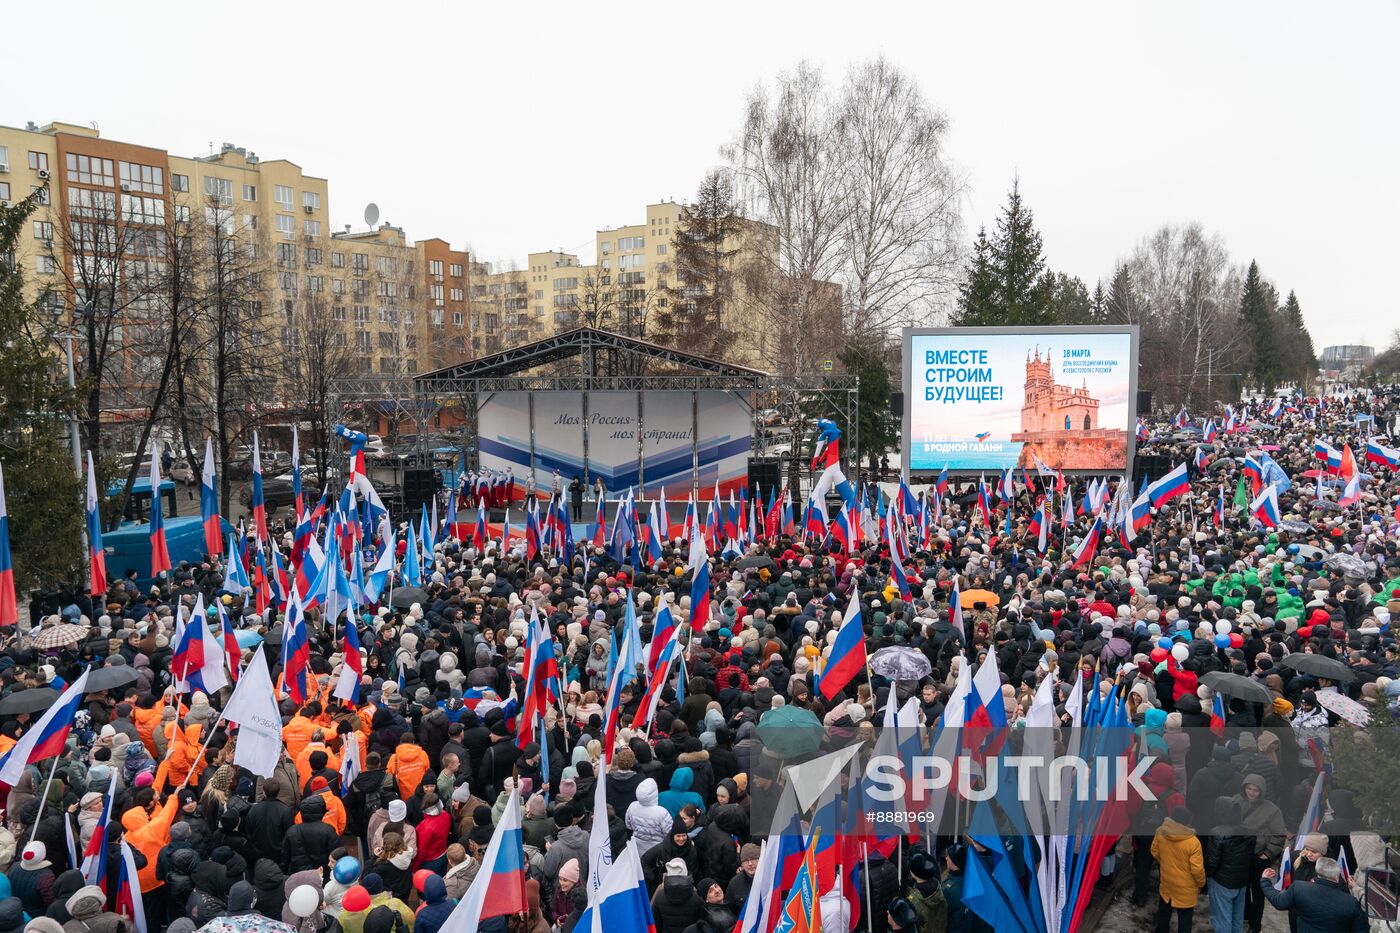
[413,810,452,868]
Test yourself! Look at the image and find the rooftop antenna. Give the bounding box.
[364,203,380,229]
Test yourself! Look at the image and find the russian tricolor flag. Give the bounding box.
[250,432,268,544]
[1209,692,1226,737]
[334,617,364,703]
[86,452,107,598]
[1070,516,1103,569]
[116,838,146,933]
[200,437,221,558]
[280,595,311,704]
[936,463,949,497]
[0,464,15,628]
[148,456,171,577]
[1146,462,1189,508]
[575,841,657,933]
[1250,483,1281,528]
[818,589,866,701]
[81,766,120,890]
[1366,437,1400,468]
[172,596,228,695]
[0,667,90,784]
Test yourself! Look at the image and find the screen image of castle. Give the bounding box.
[1011,348,1128,470]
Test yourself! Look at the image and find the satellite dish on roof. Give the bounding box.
[364,203,379,228]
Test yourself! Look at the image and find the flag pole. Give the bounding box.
[175,711,228,792]
[28,755,64,844]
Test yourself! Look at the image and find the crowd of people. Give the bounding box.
[0,385,1397,933]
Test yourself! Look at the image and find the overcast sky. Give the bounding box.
[8,0,1396,346]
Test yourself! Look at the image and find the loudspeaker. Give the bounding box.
[747,458,781,497]
[1137,390,1153,416]
[1132,453,1172,487]
[889,392,905,417]
[402,468,439,513]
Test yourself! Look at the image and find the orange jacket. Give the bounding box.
[124,795,179,892]
[155,722,206,792]
[387,743,430,799]
[295,742,342,791]
[295,787,348,836]
[132,706,164,757]
[282,715,320,762]
[0,735,15,758]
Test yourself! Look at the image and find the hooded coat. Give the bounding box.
[1150,818,1205,908]
[656,768,704,818]
[626,780,674,857]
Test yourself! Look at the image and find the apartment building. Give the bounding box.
[0,120,473,446]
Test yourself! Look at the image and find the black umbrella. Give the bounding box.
[1201,671,1272,704]
[1280,653,1355,684]
[736,555,777,572]
[0,688,61,715]
[85,665,140,693]
[391,586,429,609]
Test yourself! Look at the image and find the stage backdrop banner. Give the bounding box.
[902,326,1138,474]
[476,390,752,498]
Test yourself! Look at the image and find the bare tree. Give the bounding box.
[286,292,356,487]
[1122,224,1244,407]
[836,57,964,337]
[727,62,850,376]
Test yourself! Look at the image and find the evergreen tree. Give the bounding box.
[1238,260,1281,391]
[660,170,743,360]
[990,180,1050,324]
[952,226,998,324]
[836,343,897,470]
[1043,272,1093,324]
[0,189,83,590]
[1090,281,1108,323]
[1105,264,1137,324]
[1278,290,1316,386]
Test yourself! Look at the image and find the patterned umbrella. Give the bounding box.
[870,646,932,681]
[29,623,88,650]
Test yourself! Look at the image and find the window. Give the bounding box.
[303,219,321,237]
[452,310,464,326]
[204,176,233,203]
[656,244,667,255]
[276,214,294,238]
[306,247,322,265]
[429,259,443,277]
[204,207,234,235]
[552,277,578,290]
[332,305,345,321]
[35,255,55,274]
[352,254,368,275]
[66,154,114,185]
[356,331,371,350]
[117,161,162,194]
[331,251,345,268]
[33,221,52,241]
[376,281,397,298]
[242,213,257,230]
[0,182,9,201]
[28,152,48,173]
[405,335,417,350]
[121,195,164,225]
[276,243,297,267]
[172,173,189,192]
[275,185,294,209]
[0,146,7,169]
[378,332,395,350]
[354,304,370,323]
[449,263,463,277]
[619,271,645,286]
[600,241,611,255]
[431,283,444,304]
[242,184,257,201]
[332,279,345,296]
[302,191,320,210]
[376,256,396,275]
[31,186,49,205]
[307,275,323,293]
[617,236,644,251]
[352,279,369,298]
[279,299,294,318]
[450,287,463,302]
[279,271,297,292]
[68,187,115,217]
[618,253,646,270]
[431,309,444,326]
[403,309,414,326]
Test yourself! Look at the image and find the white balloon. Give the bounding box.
[288,885,320,919]
[1171,644,1189,663]
[1215,620,1231,635]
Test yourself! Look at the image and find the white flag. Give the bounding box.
[221,650,282,777]
[587,767,612,896]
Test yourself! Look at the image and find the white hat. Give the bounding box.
[21,842,50,870]
[387,800,407,822]
[665,858,688,877]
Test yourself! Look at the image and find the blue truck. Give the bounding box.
[103,475,234,586]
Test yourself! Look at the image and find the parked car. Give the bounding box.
[168,459,197,485]
[237,475,297,511]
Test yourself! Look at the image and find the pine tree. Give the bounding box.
[660,171,743,360]
[1090,281,1108,323]
[1043,272,1093,324]
[0,189,83,589]
[990,180,1050,324]
[1238,260,1281,391]
[952,226,998,324]
[1279,290,1316,386]
[1105,264,1137,324]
